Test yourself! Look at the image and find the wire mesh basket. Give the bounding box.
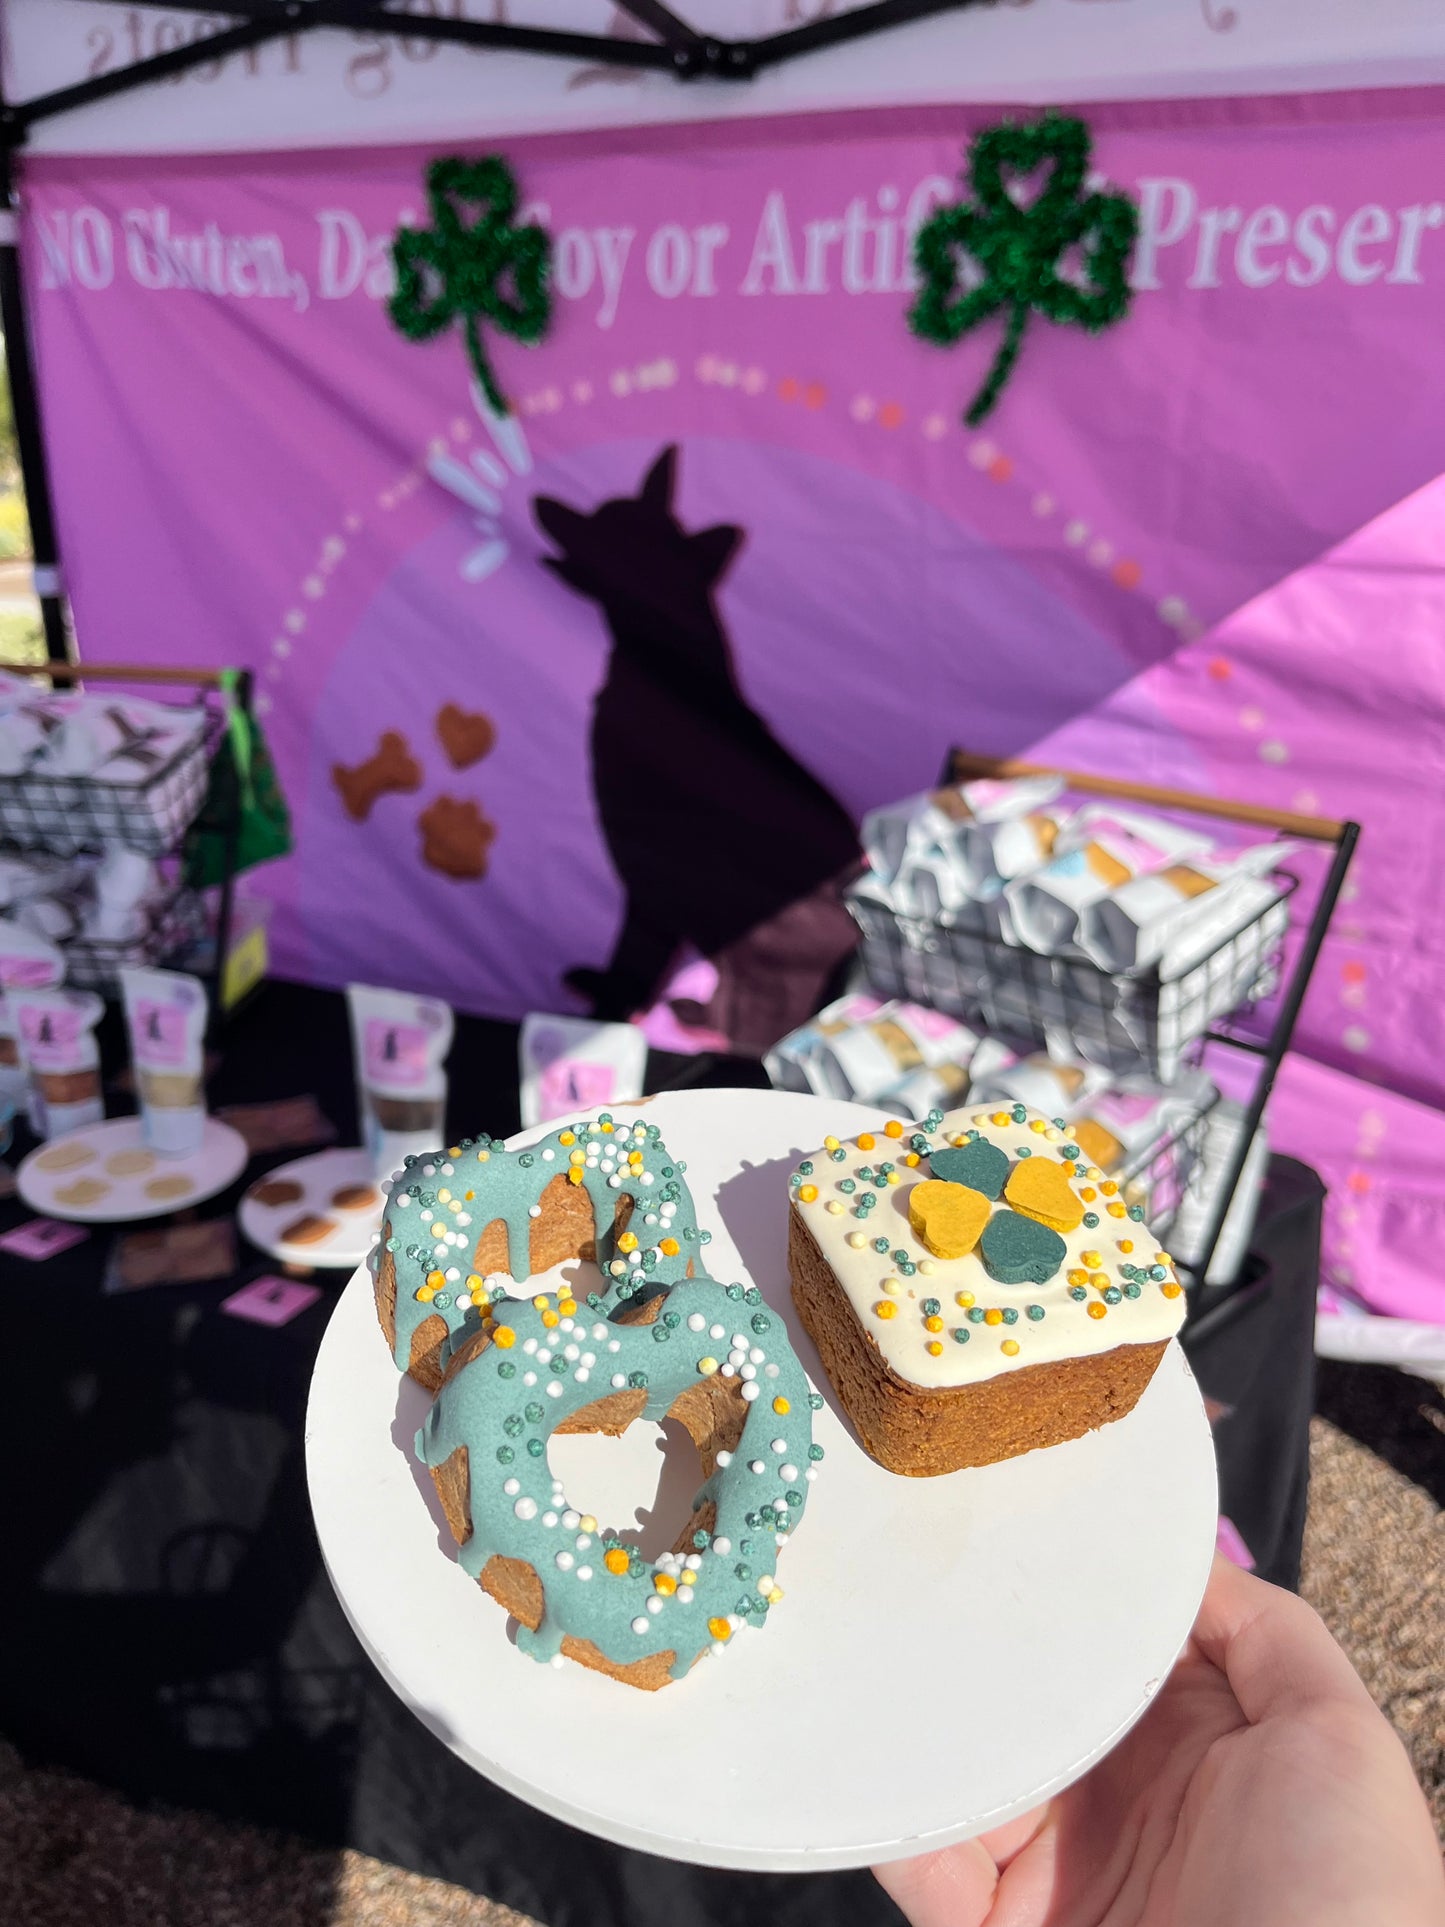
[60,887,211,992]
[1108,1088,1218,1245]
[847,872,1298,1080]
[0,719,216,857]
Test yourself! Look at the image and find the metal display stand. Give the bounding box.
[931,750,1359,1310]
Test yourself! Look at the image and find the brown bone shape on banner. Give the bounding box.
[435,703,497,770]
[332,730,422,822]
[419,796,497,880]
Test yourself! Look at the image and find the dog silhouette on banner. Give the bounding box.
[535,445,859,1040]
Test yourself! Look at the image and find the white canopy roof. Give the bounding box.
[6,0,1445,155]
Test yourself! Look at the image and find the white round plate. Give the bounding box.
[239,1146,385,1269]
[307,1089,1216,1873]
[18,1114,249,1222]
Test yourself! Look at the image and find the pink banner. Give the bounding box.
[18,93,1445,1316]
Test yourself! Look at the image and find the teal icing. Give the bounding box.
[369,1113,703,1372]
[415,1277,817,1679]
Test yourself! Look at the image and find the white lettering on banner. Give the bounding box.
[743,177,952,297]
[124,208,310,309]
[317,209,394,300]
[1132,179,1445,291]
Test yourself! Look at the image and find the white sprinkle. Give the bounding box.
[676,1586,694,1604]
[592,1324,608,1340]
[741,1382,760,1402]
[764,1362,780,1378]
[750,1460,765,1474]
[576,1534,592,1549]
[732,1334,747,1349]
[421,1164,435,1177]
[535,1349,552,1365]
[581,1352,596,1368]
[608,1340,621,1353]
[627,1251,642,1266]
[781,1464,798,1482]
[771,1438,787,1453]
[608,1175,622,1188]
[523,1338,538,1355]
[727,1349,747,1367]
[528,1205,542,1219]
[740,1364,757,1381]
[712,1536,732,1555]
[806,1468,817,1481]
[608,1260,626,1277]
[721,1365,736,1377]
[646,1595,664,1615]
[503,1478,520,1495]
[547,1381,563,1398]
[685,1553,703,1570]
[758,1573,775,1592]
[575,1369,590,1384]
[564,1344,580,1361]
[542,1148,555,1161]
[611,1373,627,1388]
[710,1323,726,1340]
[687,1313,706,1331]
[394,1195,411,1209]
[715,1451,732,1468]
[542,1512,558,1527]
[632,1617,650,1635]
[555,1551,575,1571]
[577,1566,593,1581]
[644,1212,658,1226]
[514,1497,537,1520]
[456,1213,471,1227]
[562,1509,580,1529]
[440,1163,453,1176]
[523,1371,537,1386]
[641,1172,655,1187]
[749,1347,764,1365]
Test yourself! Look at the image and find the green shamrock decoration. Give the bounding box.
[909,114,1138,427]
[389,155,551,415]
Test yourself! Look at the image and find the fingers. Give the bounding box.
[873,1837,1002,1927]
[1190,1552,1379,1726]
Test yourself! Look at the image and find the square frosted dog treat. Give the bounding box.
[787,1104,1186,1476]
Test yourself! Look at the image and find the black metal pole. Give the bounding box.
[0,108,68,665]
[1185,820,1361,1302]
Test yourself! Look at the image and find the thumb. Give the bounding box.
[874,1837,1001,1927]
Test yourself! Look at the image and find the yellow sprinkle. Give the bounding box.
[824,1135,841,1152]
[464,1191,474,1201]
[885,1170,901,1186]
[569,1148,586,1165]
[579,1515,598,1533]
[654,1573,677,1595]
[1080,1187,1097,1202]
[1087,1301,1108,1319]
[1067,1269,1089,1288]
[984,1307,1003,1326]
[773,1395,791,1415]
[874,1300,897,1319]
[1080,1250,1102,1269]
[1107,1202,1127,1218]
[857,1133,876,1150]
[825,1200,845,1215]
[604,1548,630,1575]
[437,1188,452,1203]
[659,1237,680,1256]
[918,1259,936,1276]
[847,1232,868,1249]
[1157,1252,1173,1267]
[568,1166,584,1185]
[465,1274,483,1292]
[476,1150,490,1162]
[679,1571,697,1586]
[698,1356,719,1376]
[532,1294,551,1310]
[415,1286,436,1303]
[926,1341,943,1356]
[797,1183,818,1203]
[430,1222,446,1239]
[949,1133,966,1146]
[903,1152,920,1167]
[955,1290,975,1308]
[448,1147,462,1160]
[541,1310,560,1328]
[426,1270,446,1290]
[924,1315,943,1332]
[1085,1166,1103,1181]
[1161,1281,1183,1299]
[768,1587,784,1605]
[492,1326,516,1348]
[1002,1338,1020,1356]
[1118,1239,1134,1253]
[884,1120,904,1138]
[1089,1272,1110,1291]
[617,1231,639,1253]
[559,1298,578,1317]
[559,1131,575,1146]
[600,1122,614,1133]
[882,1276,901,1294]
[990,1111,1010,1127]
[1029,1118,1047,1133]
[708,1617,732,1642]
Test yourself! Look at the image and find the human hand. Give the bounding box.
[876,1554,1445,1927]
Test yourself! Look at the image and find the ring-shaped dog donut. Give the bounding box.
[417,1275,822,1689]
[373,1111,709,1388]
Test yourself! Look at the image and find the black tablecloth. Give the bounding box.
[0,982,1321,1926]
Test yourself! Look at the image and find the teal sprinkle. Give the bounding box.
[676,1159,688,1173]
[751,1312,771,1334]
[1002,1306,1019,1324]
[740,1537,754,1555]
[641,1249,657,1270]
[1027,1304,1045,1321]
[526,1437,544,1456]
[925,1110,944,1129]
[786,1489,804,1506]
[807,1392,824,1411]
[744,1286,762,1305]
[952,1327,971,1343]
[967,1306,985,1324]
[628,1370,648,1388]
[966,1129,980,1140]
[661,1164,674,1178]
[1129,1205,1146,1221]
[524,1402,544,1422]
[1150,1264,1168,1281]
[1016,1145,1032,1158]
[735,1563,752,1580]
[899,1262,916,1277]
[873,1237,890,1253]
[385,1237,398,1252]
[1011,1104,1027,1122]
[1069,1285,1088,1301]
[921,1297,941,1317]
[892,1248,909,1264]
[1061,1144,1080,1159]
[808,1442,824,1460]
[663,1310,681,1328]
[856,1166,873,1183]
[518,1153,534,1169]
[683,1227,697,1241]
[839,1178,856,1194]
[598,1112,613,1125]
[910,1134,930,1153]
[1052,1116,1066,1129]
[859,1192,876,1208]
[829,1147,847,1162]
[1104,1287,1122,1304]
[652,1325,671,1343]
[699,1229,712,1245]
[434,1294,451,1310]
[693,1529,711,1550]
[1124,1282,1142,1298]
[496,1446,514,1464]
[503,1415,523,1438]
[549,1355,569,1373]
[726,1283,744,1300]
[1083,1211,1100,1228]
[497,1360,516,1379]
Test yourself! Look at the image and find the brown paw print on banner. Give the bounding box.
[419,796,497,879]
[436,702,497,769]
[332,730,422,822]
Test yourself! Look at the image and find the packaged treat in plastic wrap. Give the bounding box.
[518,1013,647,1128]
[1079,841,1290,973]
[763,991,887,1093]
[347,983,454,1181]
[812,1001,983,1103]
[1006,806,1212,957]
[860,775,1064,919]
[11,987,104,1138]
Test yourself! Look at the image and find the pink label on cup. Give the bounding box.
[17,1004,85,1069]
[363,1018,430,1088]
[134,999,188,1067]
[538,1059,615,1121]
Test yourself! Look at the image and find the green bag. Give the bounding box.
[184,669,292,887]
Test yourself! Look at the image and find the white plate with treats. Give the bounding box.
[238,1146,386,1269]
[306,1088,1216,1872]
[18,1114,249,1222]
